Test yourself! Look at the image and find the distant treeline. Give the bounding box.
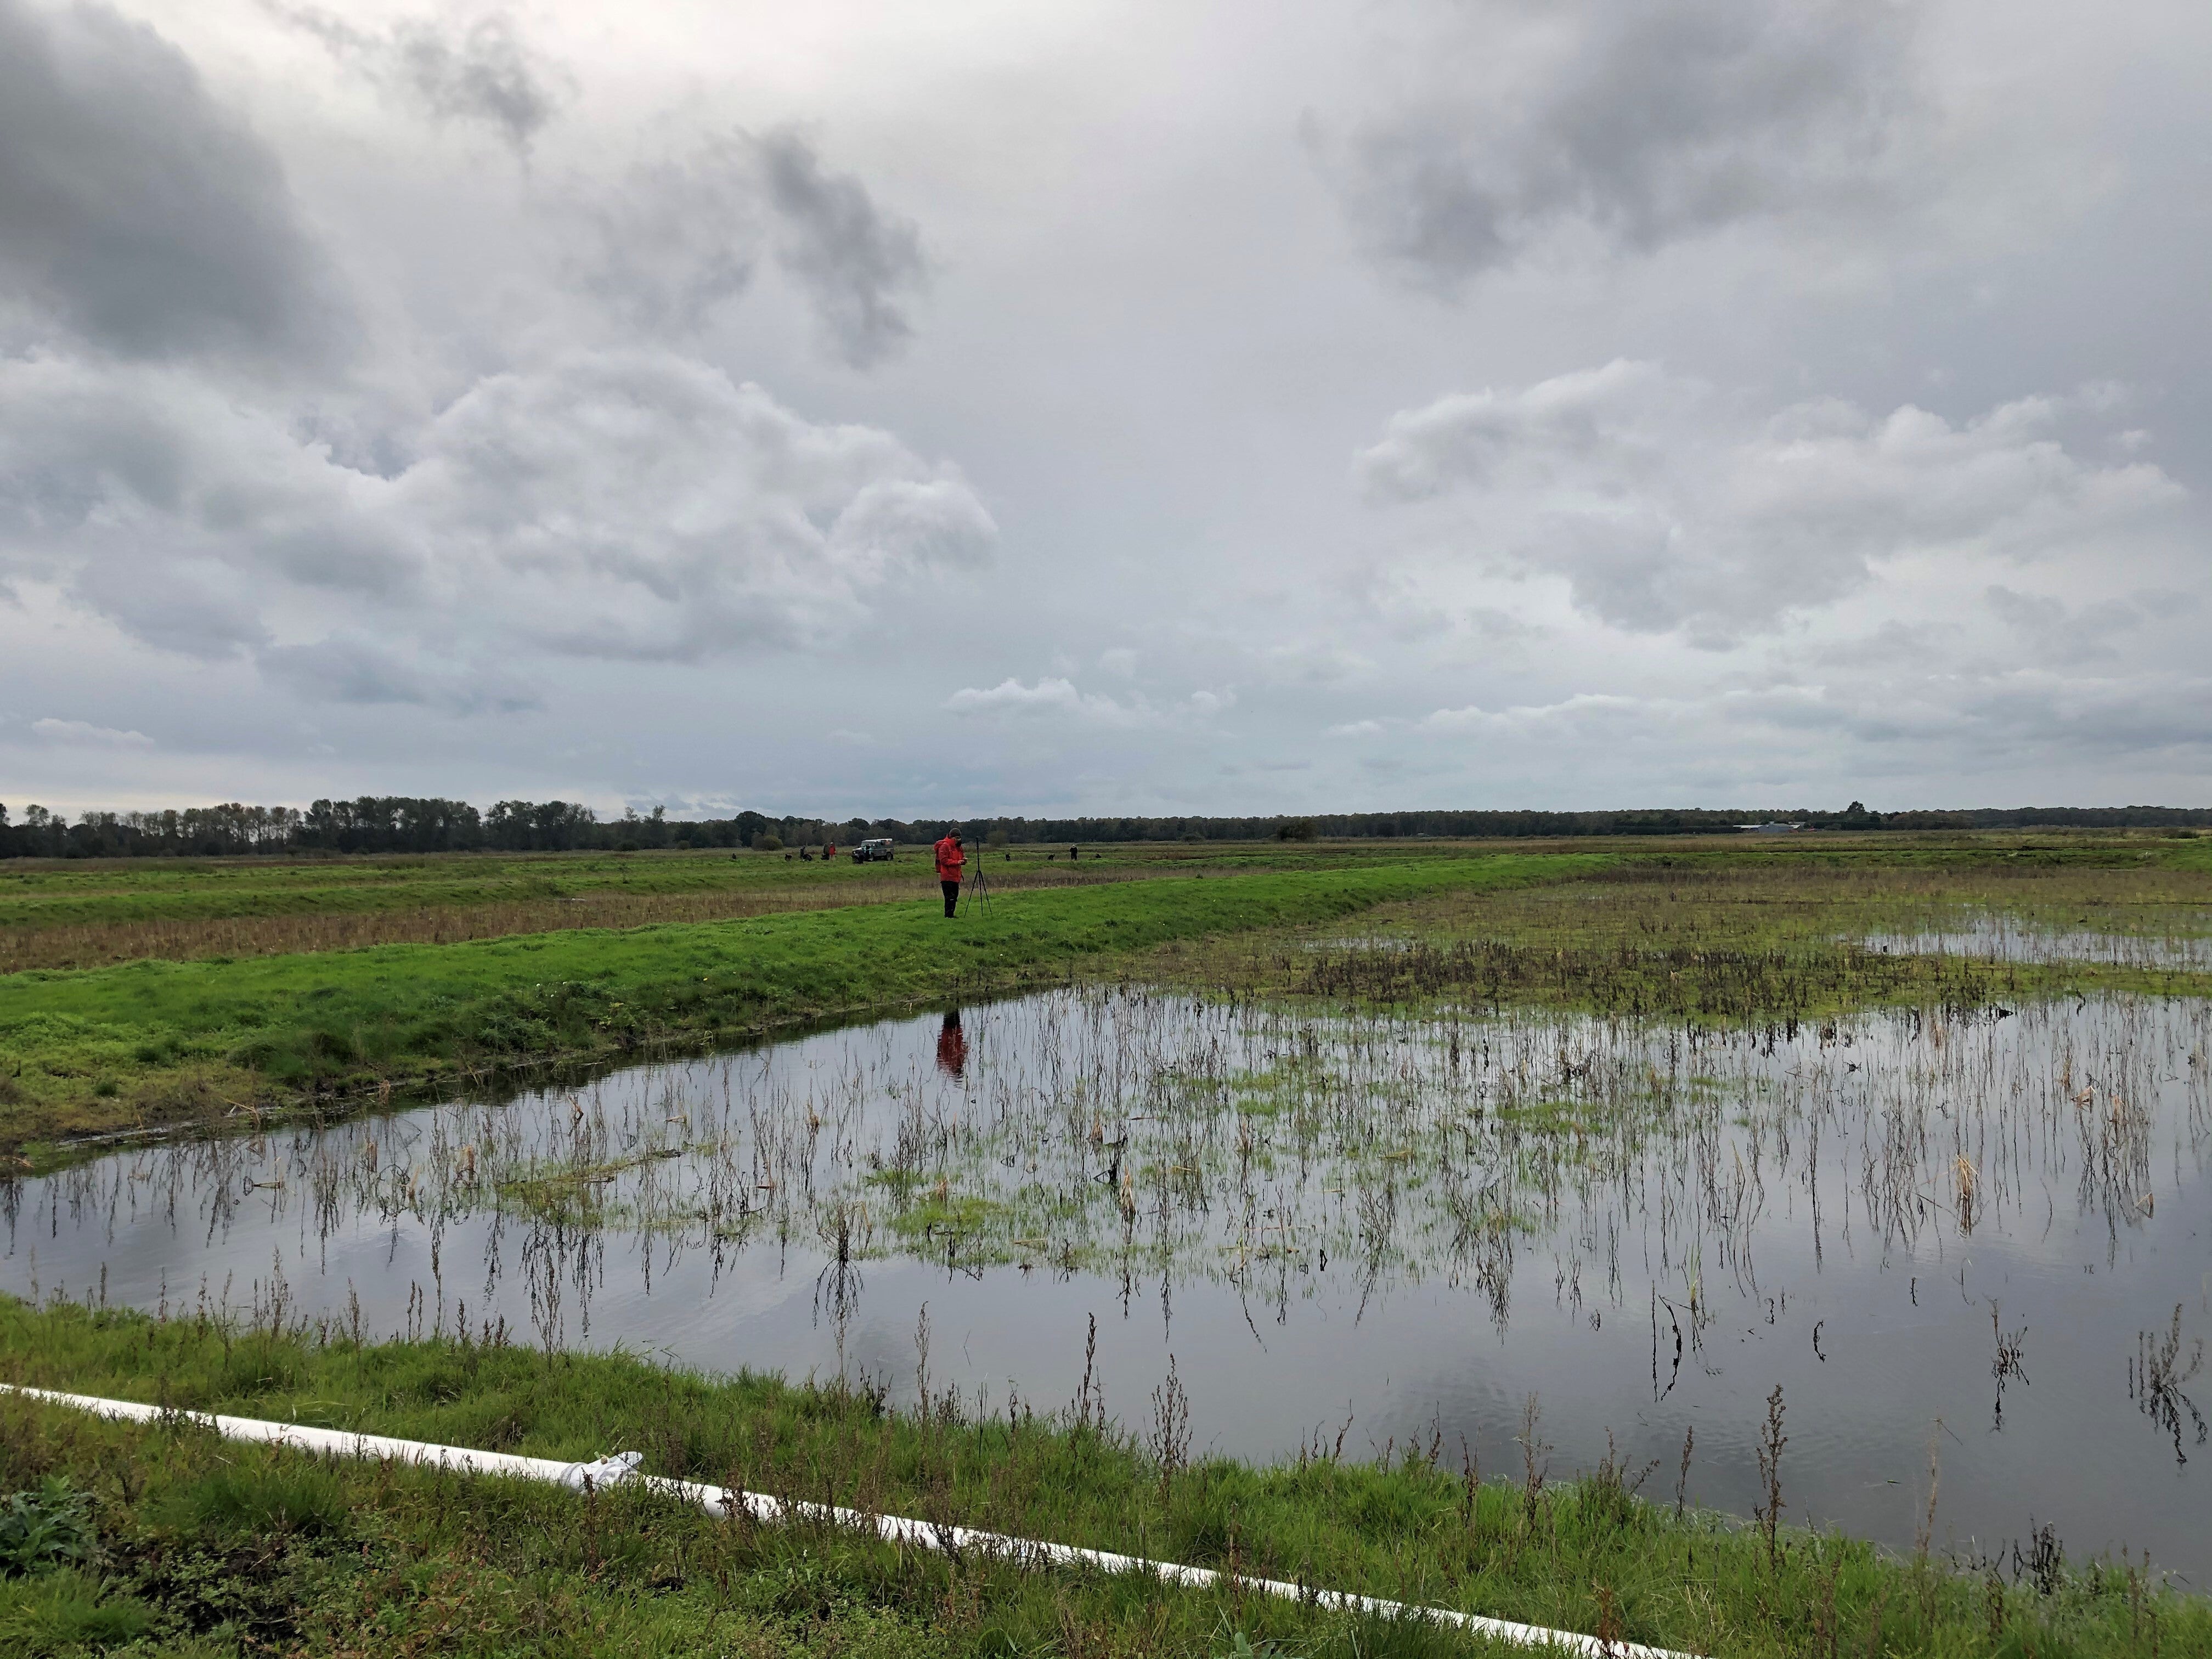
[1,797,2207,860]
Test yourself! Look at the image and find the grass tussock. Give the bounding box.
[4,1298,2207,1657]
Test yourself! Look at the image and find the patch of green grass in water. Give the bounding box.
[1160,849,2212,1025]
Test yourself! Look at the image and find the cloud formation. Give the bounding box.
[946,677,1148,727]
[29,716,153,748]
[1358,361,2186,645]
[945,678,1234,729]
[0,349,995,700]
[1329,0,1927,288]
[584,137,765,334]
[0,1,2204,814]
[576,129,925,365]
[257,633,543,713]
[1414,667,2212,775]
[278,5,569,151]
[758,129,927,368]
[0,0,339,363]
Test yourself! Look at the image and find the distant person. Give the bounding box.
[1069,845,1080,860]
[824,842,836,860]
[934,831,966,916]
[936,1009,968,1080]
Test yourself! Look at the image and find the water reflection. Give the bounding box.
[1860,918,2212,970]
[4,988,2210,1576]
[936,1009,968,1081]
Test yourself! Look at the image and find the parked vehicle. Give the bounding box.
[850,838,895,862]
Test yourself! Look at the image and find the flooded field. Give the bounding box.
[6,984,2211,1578]
[1861,919,2212,971]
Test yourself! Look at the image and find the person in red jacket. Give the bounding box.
[934,831,966,917]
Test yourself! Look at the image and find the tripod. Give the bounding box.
[966,856,995,917]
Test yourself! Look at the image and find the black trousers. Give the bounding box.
[941,879,960,916]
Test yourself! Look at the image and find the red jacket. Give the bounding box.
[934,836,965,879]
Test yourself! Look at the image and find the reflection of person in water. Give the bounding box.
[935,1009,967,1080]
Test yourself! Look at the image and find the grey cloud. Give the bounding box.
[29,715,151,748]
[759,130,925,368]
[1359,362,2190,644]
[0,347,994,679]
[943,678,1232,729]
[1251,642,1372,685]
[397,352,994,659]
[585,139,763,333]
[1332,0,1925,290]
[574,129,924,366]
[0,354,425,614]
[69,558,270,659]
[1983,584,2157,664]
[1949,672,2212,759]
[1732,670,2212,763]
[276,6,568,152]
[1421,692,1650,737]
[945,678,1147,726]
[258,634,432,706]
[0,0,340,363]
[259,634,541,713]
[1410,670,2212,773]
[1804,619,1957,670]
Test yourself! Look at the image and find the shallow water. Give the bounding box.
[1861,917,2212,971]
[7,987,2211,1579]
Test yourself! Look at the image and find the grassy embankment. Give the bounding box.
[14,833,2192,974]
[0,842,1452,974]
[0,853,1602,1158]
[4,1300,2203,1658]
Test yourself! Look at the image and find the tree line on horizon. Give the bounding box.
[1,796,2208,861]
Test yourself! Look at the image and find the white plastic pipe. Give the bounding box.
[4,1384,1693,1659]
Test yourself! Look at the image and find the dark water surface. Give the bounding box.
[6,988,2210,1578]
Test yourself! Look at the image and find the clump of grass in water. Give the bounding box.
[2130,1305,2208,1460]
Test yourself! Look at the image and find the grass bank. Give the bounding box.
[4,1300,2205,1658]
[0,854,1600,1157]
[0,842,1527,973]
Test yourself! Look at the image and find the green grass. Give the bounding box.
[0,842,1528,937]
[8,832,2193,972]
[1160,853,2212,1022]
[0,854,1602,1156]
[0,840,1493,975]
[3,1299,2205,1657]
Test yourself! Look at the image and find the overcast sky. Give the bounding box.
[2,0,2207,819]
